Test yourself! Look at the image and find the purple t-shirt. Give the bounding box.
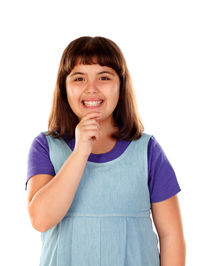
[25,132,181,203]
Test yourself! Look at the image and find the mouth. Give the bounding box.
[81,100,104,108]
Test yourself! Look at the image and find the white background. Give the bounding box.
[0,0,199,265]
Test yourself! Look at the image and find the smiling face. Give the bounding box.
[65,64,120,124]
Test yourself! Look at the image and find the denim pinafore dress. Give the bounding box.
[39,132,160,266]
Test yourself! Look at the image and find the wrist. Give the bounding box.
[72,149,90,161]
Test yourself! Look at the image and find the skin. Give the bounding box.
[152,195,186,265]
[66,63,186,264]
[65,63,120,153]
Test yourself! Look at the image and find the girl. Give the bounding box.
[26,36,186,266]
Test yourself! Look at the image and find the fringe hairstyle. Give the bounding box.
[46,36,144,141]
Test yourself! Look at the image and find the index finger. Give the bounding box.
[81,112,102,121]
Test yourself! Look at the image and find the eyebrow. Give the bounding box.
[69,71,115,77]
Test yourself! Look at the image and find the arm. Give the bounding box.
[27,150,88,232]
[151,195,186,266]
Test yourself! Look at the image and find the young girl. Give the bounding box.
[26,36,186,266]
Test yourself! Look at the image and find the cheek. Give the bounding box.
[66,88,72,104]
[66,85,78,101]
[112,85,120,102]
[66,89,82,113]
[66,89,76,110]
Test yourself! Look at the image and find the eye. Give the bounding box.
[74,77,84,82]
[100,76,110,80]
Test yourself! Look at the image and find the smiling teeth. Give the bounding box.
[83,100,103,106]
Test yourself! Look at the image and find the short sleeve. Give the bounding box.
[148,135,181,203]
[25,132,55,190]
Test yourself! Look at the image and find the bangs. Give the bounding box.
[63,37,124,77]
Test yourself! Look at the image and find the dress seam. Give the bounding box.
[125,217,128,266]
[65,212,150,218]
[100,219,101,266]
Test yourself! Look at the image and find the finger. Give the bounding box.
[81,119,100,127]
[81,124,100,132]
[81,112,102,121]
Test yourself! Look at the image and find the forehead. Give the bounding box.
[70,64,116,74]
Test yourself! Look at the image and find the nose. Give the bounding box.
[84,79,98,93]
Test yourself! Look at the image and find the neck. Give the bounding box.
[98,116,118,140]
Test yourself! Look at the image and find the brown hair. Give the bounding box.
[46,36,144,141]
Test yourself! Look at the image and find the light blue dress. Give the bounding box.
[39,132,160,266]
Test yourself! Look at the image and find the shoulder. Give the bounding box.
[138,132,154,143]
[146,133,171,175]
[147,134,171,164]
[29,131,49,152]
[27,131,54,158]
[33,131,48,142]
[135,132,154,147]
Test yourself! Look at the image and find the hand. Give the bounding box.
[73,112,102,157]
